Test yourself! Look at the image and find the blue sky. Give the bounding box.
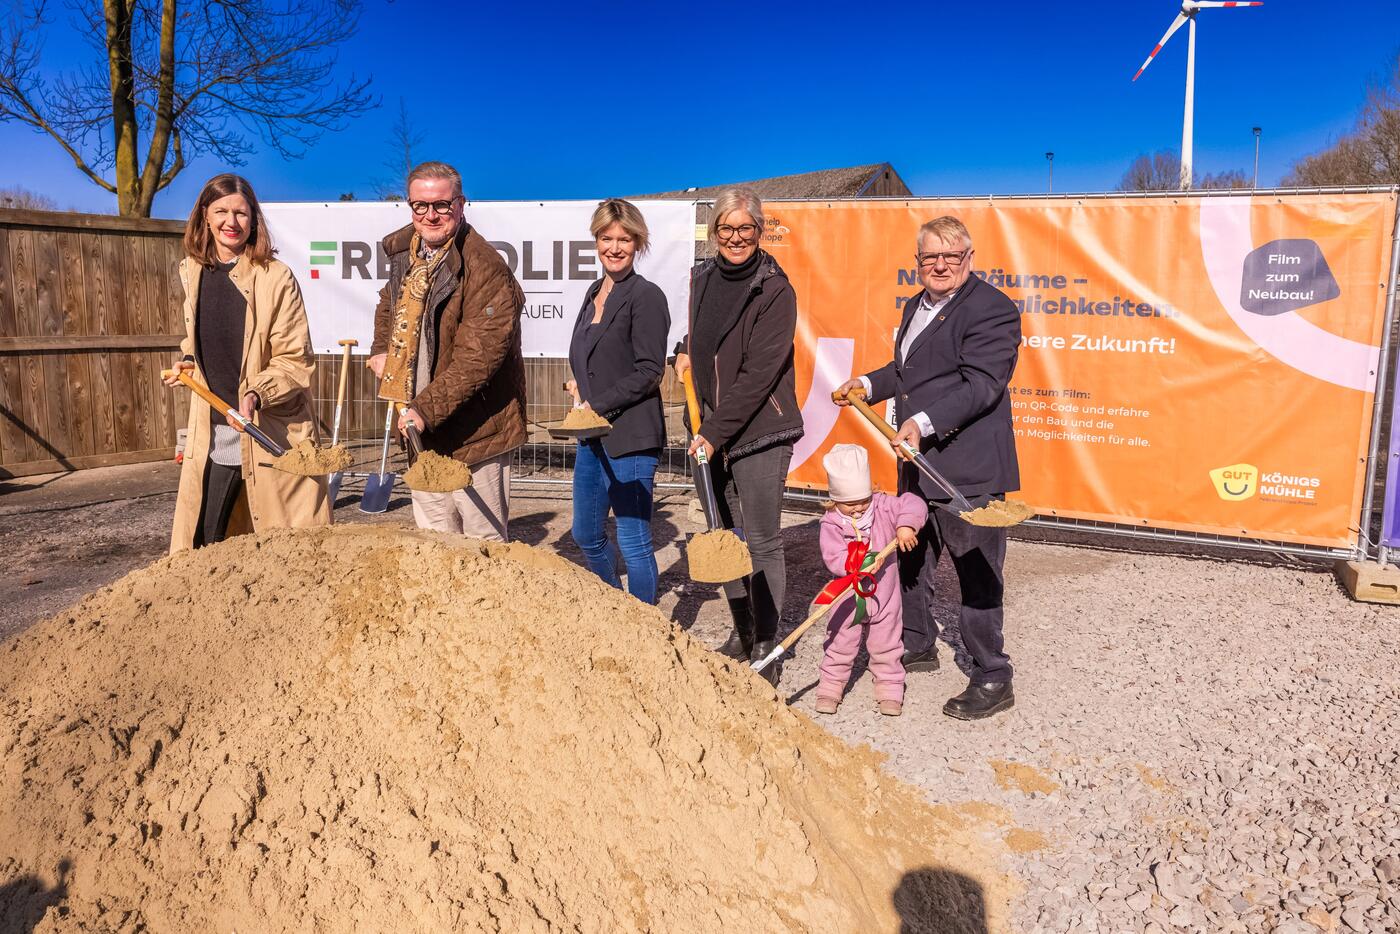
[0,0,1395,217]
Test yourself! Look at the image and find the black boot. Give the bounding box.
[901,647,940,673]
[718,597,755,659]
[749,640,781,686]
[942,680,1015,721]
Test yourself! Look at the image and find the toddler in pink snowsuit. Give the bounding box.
[817,444,928,716]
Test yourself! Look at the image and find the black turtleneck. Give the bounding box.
[195,260,246,419]
[692,250,762,406]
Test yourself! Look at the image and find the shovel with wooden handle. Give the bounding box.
[162,368,286,458]
[835,387,975,516]
[751,538,901,674]
[326,339,357,503]
[680,367,751,584]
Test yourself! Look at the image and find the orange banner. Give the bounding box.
[772,194,1398,548]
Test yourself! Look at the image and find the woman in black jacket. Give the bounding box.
[675,188,804,677]
[567,199,670,604]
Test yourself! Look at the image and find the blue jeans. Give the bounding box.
[571,441,659,604]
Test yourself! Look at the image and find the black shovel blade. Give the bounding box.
[359,471,397,514]
[546,425,611,441]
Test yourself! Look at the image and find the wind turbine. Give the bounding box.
[1133,1,1262,190]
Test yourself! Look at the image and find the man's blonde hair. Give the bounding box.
[406,160,463,198]
[590,198,650,254]
[917,216,972,251]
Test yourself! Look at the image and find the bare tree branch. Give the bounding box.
[0,0,374,215]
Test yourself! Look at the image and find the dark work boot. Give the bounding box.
[718,597,755,660]
[901,648,940,673]
[942,681,1015,721]
[750,640,781,686]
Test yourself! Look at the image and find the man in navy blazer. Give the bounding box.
[836,215,1021,721]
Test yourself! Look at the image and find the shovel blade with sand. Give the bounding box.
[834,388,1034,528]
[680,368,751,584]
[396,405,474,493]
[547,381,613,441]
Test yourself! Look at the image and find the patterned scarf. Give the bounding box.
[378,231,451,403]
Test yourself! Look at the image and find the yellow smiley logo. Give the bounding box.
[1209,463,1258,501]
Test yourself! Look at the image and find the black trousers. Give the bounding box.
[898,485,1013,684]
[194,461,244,548]
[710,443,792,642]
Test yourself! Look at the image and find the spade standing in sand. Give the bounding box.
[835,215,1022,721]
[674,188,804,681]
[164,174,331,553]
[368,162,526,541]
[565,199,670,604]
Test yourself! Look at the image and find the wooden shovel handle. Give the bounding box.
[162,367,237,418]
[334,340,357,409]
[835,386,900,444]
[755,537,902,671]
[680,367,703,435]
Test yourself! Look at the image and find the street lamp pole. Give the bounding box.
[1252,127,1262,189]
[1045,152,1054,193]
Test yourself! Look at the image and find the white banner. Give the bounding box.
[262,200,696,356]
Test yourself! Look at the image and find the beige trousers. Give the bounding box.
[409,450,513,541]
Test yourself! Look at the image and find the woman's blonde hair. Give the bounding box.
[590,198,650,255]
[708,187,765,242]
[183,173,275,268]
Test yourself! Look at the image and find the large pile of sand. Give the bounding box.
[0,526,1011,932]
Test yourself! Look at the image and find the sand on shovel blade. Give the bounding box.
[270,439,352,476]
[559,407,611,431]
[960,499,1036,528]
[0,526,1014,932]
[401,449,473,492]
[687,528,753,583]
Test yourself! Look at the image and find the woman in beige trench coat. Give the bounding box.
[164,174,331,553]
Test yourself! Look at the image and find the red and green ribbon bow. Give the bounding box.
[814,539,879,625]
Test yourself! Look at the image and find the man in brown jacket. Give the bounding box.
[368,161,526,540]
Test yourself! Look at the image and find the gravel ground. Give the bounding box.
[4,465,1399,933]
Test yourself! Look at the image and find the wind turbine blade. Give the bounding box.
[1132,13,1189,81]
[1192,2,1262,6]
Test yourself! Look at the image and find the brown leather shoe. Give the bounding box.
[942,681,1014,720]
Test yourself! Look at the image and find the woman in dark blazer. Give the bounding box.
[567,198,670,604]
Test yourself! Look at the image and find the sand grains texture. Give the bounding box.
[401,450,473,492]
[270,439,352,476]
[0,526,1011,933]
[560,407,611,430]
[961,499,1035,528]
[687,528,754,583]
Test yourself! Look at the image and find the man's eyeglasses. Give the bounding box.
[916,250,969,269]
[716,223,759,240]
[409,197,461,217]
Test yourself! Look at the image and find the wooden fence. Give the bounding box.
[0,209,189,477]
